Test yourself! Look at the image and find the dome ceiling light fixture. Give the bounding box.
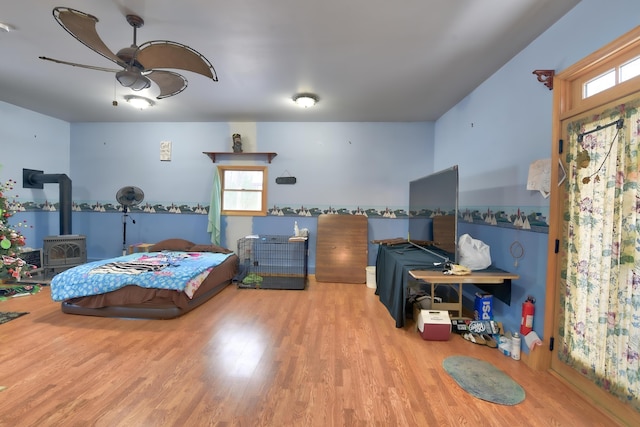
[293,93,319,108]
[124,95,154,109]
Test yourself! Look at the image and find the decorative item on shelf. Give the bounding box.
[532,69,554,90]
[232,134,243,153]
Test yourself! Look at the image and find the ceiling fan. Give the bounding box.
[39,7,217,99]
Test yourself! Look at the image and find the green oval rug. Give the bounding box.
[442,355,525,405]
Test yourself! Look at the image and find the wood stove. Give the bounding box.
[43,235,87,276]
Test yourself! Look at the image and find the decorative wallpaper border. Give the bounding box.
[15,201,209,215]
[459,206,548,233]
[12,200,549,234]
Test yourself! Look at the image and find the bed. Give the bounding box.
[50,238,239,319]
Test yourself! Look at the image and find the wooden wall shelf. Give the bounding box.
[203,152,278,163]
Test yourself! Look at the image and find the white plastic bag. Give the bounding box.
[458,233,491,270]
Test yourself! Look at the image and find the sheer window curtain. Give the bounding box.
[559,102,640,409]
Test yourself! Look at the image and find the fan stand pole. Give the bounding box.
[122,205,129,256]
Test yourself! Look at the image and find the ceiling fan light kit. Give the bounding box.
[293,93,319,108]
[124,95,154,109]
[41,7,217,102]
[116,69,151,90]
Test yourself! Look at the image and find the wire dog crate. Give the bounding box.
[237,235,308,290]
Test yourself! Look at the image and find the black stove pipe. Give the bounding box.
[23,168,72,235]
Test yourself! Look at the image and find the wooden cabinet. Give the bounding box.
[315,214,368,283]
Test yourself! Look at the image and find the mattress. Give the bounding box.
[58,241,239,319]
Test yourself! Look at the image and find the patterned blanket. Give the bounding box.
[51,251,233,301]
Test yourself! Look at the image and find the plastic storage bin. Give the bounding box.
[366,266,376,289]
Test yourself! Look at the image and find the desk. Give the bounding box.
[408,270,519,317]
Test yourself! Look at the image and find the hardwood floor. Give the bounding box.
[0,278,623,426]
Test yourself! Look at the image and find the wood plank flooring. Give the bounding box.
[0,278,624,426]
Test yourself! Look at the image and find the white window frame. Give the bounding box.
[218,165,268,216]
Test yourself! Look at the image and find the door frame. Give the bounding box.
[545,26,640,425]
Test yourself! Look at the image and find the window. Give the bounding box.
[218,165,268,216]
[582,54,640,99]
[620,55,640,82]
[583,68,615,98]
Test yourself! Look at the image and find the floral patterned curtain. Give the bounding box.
[559,101,640,410]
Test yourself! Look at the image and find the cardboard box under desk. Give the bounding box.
[417,310,451,341]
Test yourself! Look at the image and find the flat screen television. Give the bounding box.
[408,165,459,263]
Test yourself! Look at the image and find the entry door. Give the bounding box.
[551,94,640,424]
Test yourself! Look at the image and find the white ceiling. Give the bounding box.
[0,0,580,123]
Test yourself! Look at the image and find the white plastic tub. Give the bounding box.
[365,266,376,289]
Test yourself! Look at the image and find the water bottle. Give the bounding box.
[511,332,521,361]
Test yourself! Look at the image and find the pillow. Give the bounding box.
[189,244,233,254]
[149,239,195,252]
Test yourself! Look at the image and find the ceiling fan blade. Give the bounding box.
[53,7,124,66]
[39,56,120,73]
[136,41,218,81]
[146,70,188,99]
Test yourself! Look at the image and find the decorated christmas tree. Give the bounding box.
[0,176,31,281]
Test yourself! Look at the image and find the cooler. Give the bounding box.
[417,310,451,341]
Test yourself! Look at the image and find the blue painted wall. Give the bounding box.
[0,101,70,252]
